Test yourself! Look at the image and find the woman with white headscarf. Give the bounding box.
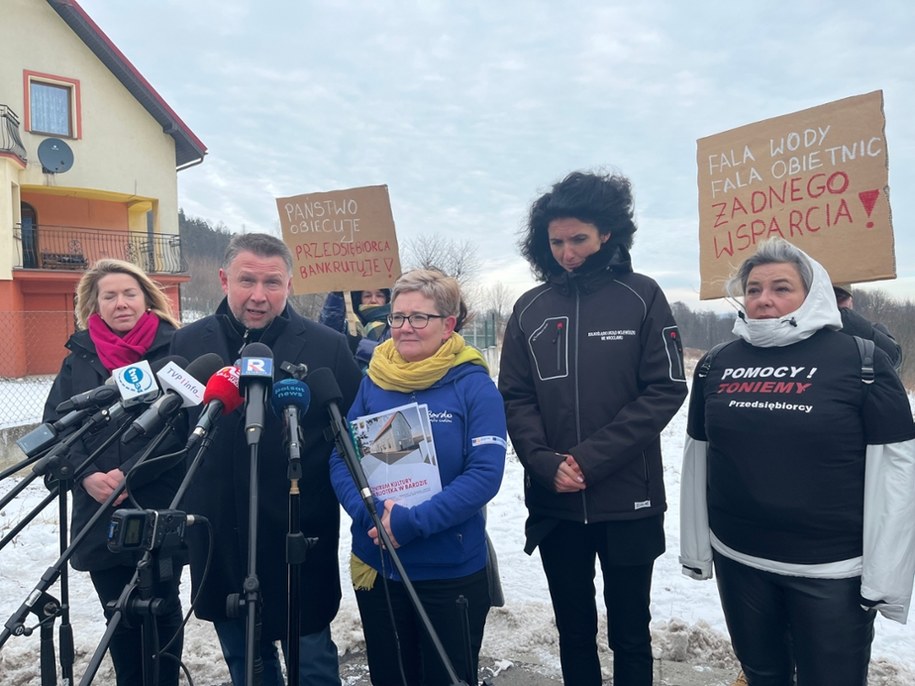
[680,237,915,685]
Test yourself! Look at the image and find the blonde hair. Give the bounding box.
[391,269,470,331]
[75,259,180,330]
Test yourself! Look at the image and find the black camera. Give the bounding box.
[107,509,188,553]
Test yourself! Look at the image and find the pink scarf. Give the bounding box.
[87,311,160,372]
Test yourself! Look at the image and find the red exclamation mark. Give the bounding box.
[858,190,880,229]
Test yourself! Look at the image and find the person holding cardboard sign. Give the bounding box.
[680,237,915,685]
[319,288,392,371]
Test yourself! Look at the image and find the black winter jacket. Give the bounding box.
[43,322,183,571]
[499,247,687,525]
[169,300,362,638]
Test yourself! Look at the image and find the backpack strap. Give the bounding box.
[698,340,737,379]
[854,335,875,385]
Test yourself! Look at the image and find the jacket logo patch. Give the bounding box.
[471,435,507,448]
[587,329,636,341]
[634,499,651,510]
[427,411,454,423]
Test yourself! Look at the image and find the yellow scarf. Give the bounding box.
[368,333,487,392]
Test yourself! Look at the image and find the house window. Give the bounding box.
[23,71,81,138]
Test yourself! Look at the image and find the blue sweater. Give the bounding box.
[330,362,507,581]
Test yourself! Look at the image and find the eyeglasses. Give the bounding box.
[387,313,446,329]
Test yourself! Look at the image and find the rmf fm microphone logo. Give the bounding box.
[116,361,155,394]
[242,357,273,377]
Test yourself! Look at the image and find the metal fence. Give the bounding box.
[0,311,69,428]
[462,312,499,350]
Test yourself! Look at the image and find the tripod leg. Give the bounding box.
[40,618,58,686]
[456,595,474,685]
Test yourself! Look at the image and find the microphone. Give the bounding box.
[17,408,89,458]
[186,365,243,451]
[271,378,311,455]
[55,378,120,414]
[111,360,161,407]
[29,358,175,476]
[155,358,207,408]
[121,354,223,444]
[22,359,171,460]
[308,367,375,513]
[239,342,274,446]
[54,358,164,415]
[271,378,311,417]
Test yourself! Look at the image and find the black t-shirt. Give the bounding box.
[687,329,915,564]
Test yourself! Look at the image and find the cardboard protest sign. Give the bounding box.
[276,184,402,294]
[697,91,893,299]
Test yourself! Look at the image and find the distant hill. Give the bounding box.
[178,210,232,316]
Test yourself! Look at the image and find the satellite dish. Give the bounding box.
[37,138,74,174]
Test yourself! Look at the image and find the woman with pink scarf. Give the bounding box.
[42,259,185,686]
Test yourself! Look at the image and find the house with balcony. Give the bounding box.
[0,0,206,377]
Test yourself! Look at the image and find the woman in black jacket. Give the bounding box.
[43,259,184,686]
[499,171,687,685]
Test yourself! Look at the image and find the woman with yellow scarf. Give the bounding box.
[330,269,507,686]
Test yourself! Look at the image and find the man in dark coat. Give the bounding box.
[170,233,361,685]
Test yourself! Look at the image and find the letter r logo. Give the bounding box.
[241,357,273,378]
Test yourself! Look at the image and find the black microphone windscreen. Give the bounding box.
[307,367,344,407]
[239,342,274,388]
[151,355,189,374]
[185,353,226,384]
[241,342,273,358]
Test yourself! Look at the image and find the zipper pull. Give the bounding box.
[237,328,250,357]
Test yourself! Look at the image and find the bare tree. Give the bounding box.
[401,234,483,308]
[479,281,517,343]
[482,281,515,317]
[402,235,479,283]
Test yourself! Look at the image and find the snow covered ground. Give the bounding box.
[1,384,914,685]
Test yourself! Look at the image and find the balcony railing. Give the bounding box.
[1,104,27,163]
[13,224,185,274]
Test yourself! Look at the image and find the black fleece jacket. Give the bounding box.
[499,246,687,525]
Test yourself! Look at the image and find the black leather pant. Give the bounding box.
[714,552,875,686]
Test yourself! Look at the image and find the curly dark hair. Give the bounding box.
[520,170,637,281]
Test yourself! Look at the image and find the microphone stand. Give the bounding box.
[0,420,174,653]
[0,401,129,518]
[77,417,185,686]
[0,449,45,481]
[325,409,467,686]
[0,414,135,684]
[0,413,131,552]
[232,351,272,686]
[79,419,221,686]
[283,405,314,686]
[26,591,62,686]
[0,418,93,513]
[238,439,265,686]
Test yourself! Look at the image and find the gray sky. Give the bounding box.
[78,0,915,310]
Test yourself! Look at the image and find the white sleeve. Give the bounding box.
[679,435,713,580]
[861,438,915,623]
